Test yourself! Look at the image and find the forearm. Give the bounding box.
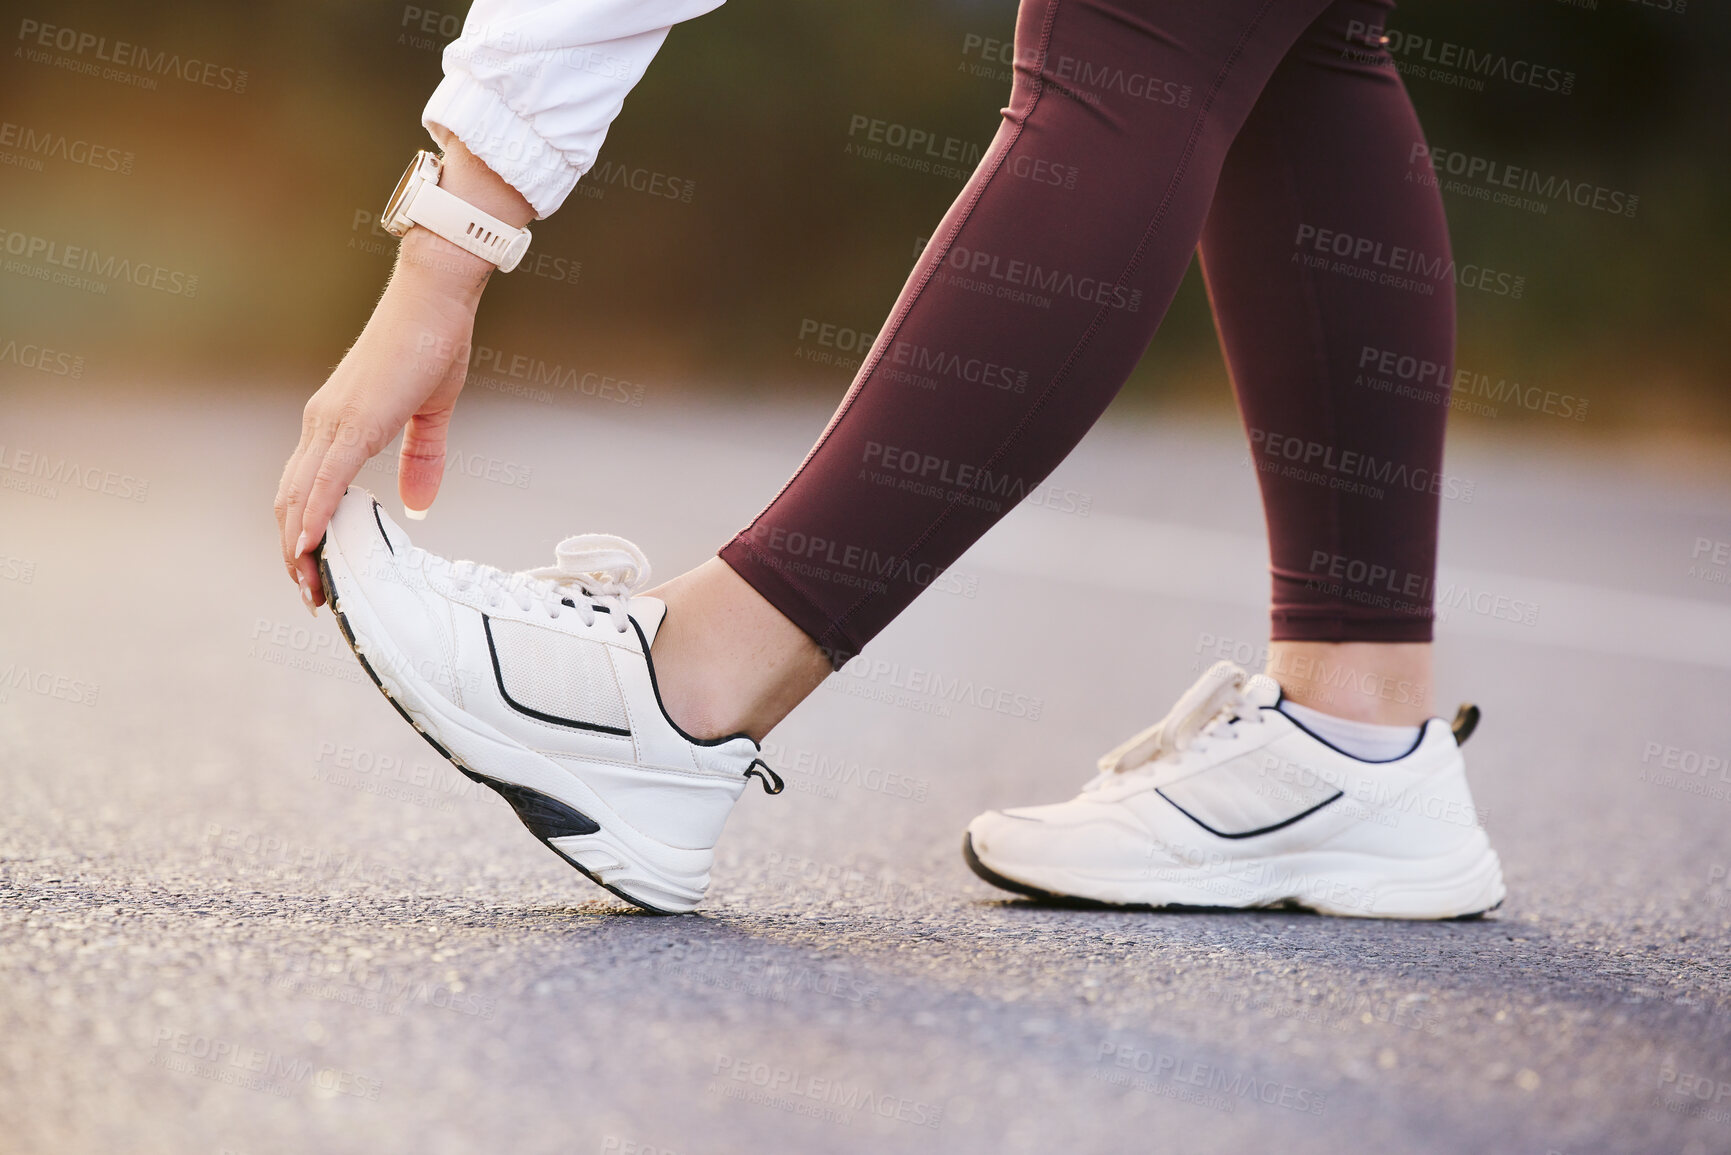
[280,1,722,602]
[423,0,725,218]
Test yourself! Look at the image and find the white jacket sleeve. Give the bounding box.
[422,0,724,219]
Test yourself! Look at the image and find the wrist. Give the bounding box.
[379,137,534,310]
[434,136,535,229]
[390,225,493,307]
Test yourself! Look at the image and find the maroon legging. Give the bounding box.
[721,0,1454,665]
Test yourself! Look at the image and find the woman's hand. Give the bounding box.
[274,140,533,610]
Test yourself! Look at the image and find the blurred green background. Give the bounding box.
[0,0,1726,435]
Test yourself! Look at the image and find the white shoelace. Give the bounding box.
[416,534,651,633]
[1085,661,1260,790]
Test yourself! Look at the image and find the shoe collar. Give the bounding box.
[631,596,667,647]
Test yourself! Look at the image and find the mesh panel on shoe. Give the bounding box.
[487,617,630,732]
[1158,756,1341,838]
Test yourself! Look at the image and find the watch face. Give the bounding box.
[382,151,436,235]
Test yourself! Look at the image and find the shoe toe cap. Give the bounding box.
[967,802,1150,871]
[325,489,463,693]
[327,487,410,566]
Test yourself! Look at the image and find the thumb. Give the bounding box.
[398,405,452,519]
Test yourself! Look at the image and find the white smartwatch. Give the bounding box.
[382,150,532,273]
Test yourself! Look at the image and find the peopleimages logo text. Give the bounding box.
[1248,429,1475,503]
[17,19,250,92]
[1410,144,1637,218]
[1293,224,1523,299]
[941,243,1143,311]
[0,121,133,173]
[1051,54,1193,107]
[0,444,149,501]
[847,114,984,167]
[743,523,974,599]
[1344,19,1574,95]
[0,335,84,378]
[0,227,199,297]
[710,1055,943,1129]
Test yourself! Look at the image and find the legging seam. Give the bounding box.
[825,0,1284,643]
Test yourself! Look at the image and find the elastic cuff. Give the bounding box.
[718,537,862,669]
[422,75,580,219]
[1270,610,1434,644]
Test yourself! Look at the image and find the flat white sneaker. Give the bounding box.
[314,487,782,914]
[964,661,1505,919]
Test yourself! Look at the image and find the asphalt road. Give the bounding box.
[4,379,1731,1155]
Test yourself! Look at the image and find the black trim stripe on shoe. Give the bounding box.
[481,614,632,737]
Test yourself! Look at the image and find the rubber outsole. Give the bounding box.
[315,543,676,915]
[961,833,1501,921]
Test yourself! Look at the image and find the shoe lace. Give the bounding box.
[419,534,651,633]
[1084,661,1257,791]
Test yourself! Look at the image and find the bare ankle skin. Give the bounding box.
[645,558,832,742]
[1265,641,1433,726]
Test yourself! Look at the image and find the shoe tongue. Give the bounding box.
[1243,673,1282,708]
[629,596,667,647]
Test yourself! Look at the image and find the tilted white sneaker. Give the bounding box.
[314,487,783,914]
[964,661,1505,919]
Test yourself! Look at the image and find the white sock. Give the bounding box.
[1278,700,1421,762]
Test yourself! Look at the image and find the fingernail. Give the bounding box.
[299,578,319,617]
[403,505,428,521]
[294,531,309,558]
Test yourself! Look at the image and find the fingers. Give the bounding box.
[273,445,304,567]
[272,283,478,611]
[296,406,390,605]
[398,405,453,520]
[276,407,333,607]
[274,471,323,612]
[277,403,388,608]
[273,408,316,549]
[397,348,468,519]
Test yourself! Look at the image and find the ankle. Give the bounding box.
[1265,640,1433,726]
[645,558,831,742]
[652,631,829,742]
[652,655,747,741]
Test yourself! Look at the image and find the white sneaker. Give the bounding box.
[964,661,1505,919]
[314,487,782,914]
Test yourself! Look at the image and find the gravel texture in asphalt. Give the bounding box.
[3,383,1730,1155]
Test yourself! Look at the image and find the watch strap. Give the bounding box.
[405,181,532,273]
